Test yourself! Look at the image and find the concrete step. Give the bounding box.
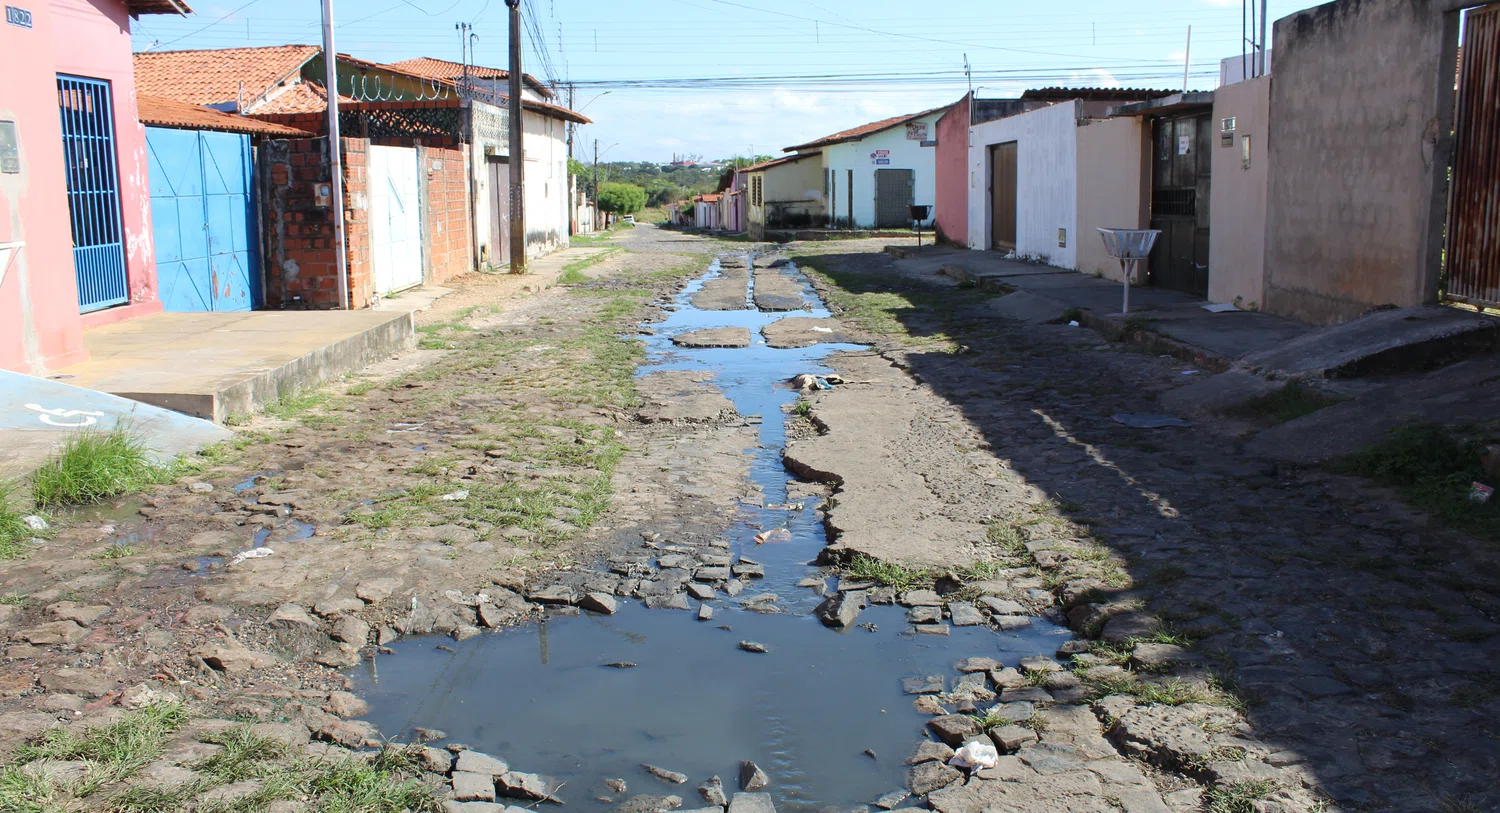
[1240,306,1500,378]
[55,310,415,424]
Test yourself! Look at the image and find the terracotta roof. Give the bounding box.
[134,45,319,109]
[742,152,820,173]
[137,94,313,136]
[385,57,554,99]
[461,86,592,125]
[251,81,356,115]
[125,0,192,15]
[698,194,723,203]
[783,105,953,153]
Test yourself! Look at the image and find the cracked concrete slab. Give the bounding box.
[762,317,858,349]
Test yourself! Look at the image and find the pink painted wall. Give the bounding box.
[53,0,161,330]
[933,93,971,247]
[0,0,88,373]
[0,0,161,374]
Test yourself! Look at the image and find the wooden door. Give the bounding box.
[989,142,1017,251]
[487,157,509,267]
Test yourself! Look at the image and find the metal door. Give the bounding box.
[148,127,260,311]
[487,157,510,266]
[369,145,423,294]
[874,169,914,228]
[57,76,128,313]
[1148,113,1212,296]
[989,141,1018,250]
[1444,3,1500,307]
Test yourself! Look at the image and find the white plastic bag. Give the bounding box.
[948,741,1000,771]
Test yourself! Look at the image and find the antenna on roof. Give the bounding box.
[964,54,971,95]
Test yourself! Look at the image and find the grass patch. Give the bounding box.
[559,247,621,285]
[792,399,813,418]
[1337,423,1500,541]
[1228,380,1344,424]
[843,554,933,591]
[1203,780,1279,813]
[345,379,381,396]
[30,427,167,507]
[15,702,188,795]
[263,391,331,421]
[92,543,140,560]
[193,726,289,783]
[0,482,36,560]
[972,707,1014,731]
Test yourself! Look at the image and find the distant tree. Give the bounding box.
[567,157,589,177]
[598,182,647,214]
[723,155,775,169]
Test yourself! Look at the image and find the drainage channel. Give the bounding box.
[348,254,1069,813]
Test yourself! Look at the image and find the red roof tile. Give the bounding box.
[251,82,355,115]
[384,57,554,99]
[134,45,319,109]
[783,104,953,152]
[137,94,313,136]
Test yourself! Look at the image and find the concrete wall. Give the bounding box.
[1075,116,1148,281]
[1209,75,1271,309]
[820,112,942,228]
[762,156,824,228]
[1264,0,1465,324]
[471,102,569,266]
[419,144,472,284]
[258,136,374,309]
[0,0,88,373]
[967,101,1078,268]
[934,95,971,246]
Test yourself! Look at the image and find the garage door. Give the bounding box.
[369,145,423,294]
[874,168,914,228]
[147,126,260,311]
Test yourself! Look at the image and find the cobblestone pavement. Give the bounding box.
[789,245,1500,813]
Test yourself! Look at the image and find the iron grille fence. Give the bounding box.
[1151,188,1197,218]
[57,75,128,312]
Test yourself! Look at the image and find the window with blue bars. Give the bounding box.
[57,75,128,313]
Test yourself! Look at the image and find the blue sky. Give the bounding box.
[131,0,1326,163]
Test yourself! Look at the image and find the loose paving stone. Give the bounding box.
[698,776,726,806]
[1000,687,1054,705]
[456,751,510,776]
[913,696,948,715]
[193,643,277,673]
[45,601,111,625]
[672,328,752,348]
[737,640,767,653]
[618,795,684,813]
[978,597,1028,615]
[907,761,963,795]
[989,725,1040,753]
[527,585,577,605]
[727,793,775,813]
[814,590,866,627]
[992,615,1032,630]
[955,657,1001,673]
[1099,612,1155,644]
[738,761,769,791]
[898,589,943,607]
[268,603,318,628]
[907,740,955,765]
[644,764,689,785]
[686,583,715,601]
[497,771,561,802]
[1017,657,1061,674]
[330,615,370,645]
[645,592,692,611]
[580,592,620,614]
[903,675,946,695]
[39,668,115,698]
[907,606,942,624]
[948,602,986,626]
[452,771,499,802]
[927,714,982,746]
[20,621,86,645]
[697,604,714,621]
[873,789,911,809]
[914,624,951,635]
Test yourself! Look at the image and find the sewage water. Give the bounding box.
[350,257,1069,811]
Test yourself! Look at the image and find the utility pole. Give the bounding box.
[505,0,525,273]
[1258,0,1268,78]
[1182,25,1192,92]
[566,83,575,236]
[593,138,600,225]
[321,0,348,309]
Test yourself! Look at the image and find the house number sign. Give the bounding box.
[5,6,32,28]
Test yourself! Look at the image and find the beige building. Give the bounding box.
[743,152,824,241]
[1207,74,1272,310]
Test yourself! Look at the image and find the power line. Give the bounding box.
[157,0,269,47]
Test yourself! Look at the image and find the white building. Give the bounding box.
[784,105,951,229]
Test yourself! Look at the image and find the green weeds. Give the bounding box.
[30,427,167,507]
[0,482,35,559]
[1338,423,1500,541]
[1203,780,1279,813]
[1228,381,1344,424]
[559,248,621,284]
[843,554,933,591]
[263,391,331,421]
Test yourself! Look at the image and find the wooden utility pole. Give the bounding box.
[505,0,525,273]
[593,139,600,226]
[320,0,348,309]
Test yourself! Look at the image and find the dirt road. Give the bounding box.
[0,227,1493,813]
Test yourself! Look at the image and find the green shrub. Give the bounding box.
[30,427,165,507]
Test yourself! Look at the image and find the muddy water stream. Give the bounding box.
[349,257,1069,811]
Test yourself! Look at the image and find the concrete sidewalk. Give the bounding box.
[887,245,1497,375]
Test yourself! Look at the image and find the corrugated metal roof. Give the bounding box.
[783,104,953,152]
[134,45,319,109]
[137,94,313,136]
[1021,87,1178,102]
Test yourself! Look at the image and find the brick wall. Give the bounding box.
[421,144,473,284]
[257,136,374,309]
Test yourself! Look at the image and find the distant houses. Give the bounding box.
[686,0,1494,328]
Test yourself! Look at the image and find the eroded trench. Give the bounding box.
[346,254,1070,812]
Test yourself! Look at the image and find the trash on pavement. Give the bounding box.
[755,528,793,545]
[1470,482,1493,504]
[1067,320,1080,327]
[1111,413,1189,429]
[229,547,275,566]
[21,515,48,531]
[948,741,999,770]
[440,489,470,501]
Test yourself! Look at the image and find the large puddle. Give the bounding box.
[349,256,1069,811]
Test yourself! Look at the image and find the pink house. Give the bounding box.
[933,93,972,247]
[0,0,185,375]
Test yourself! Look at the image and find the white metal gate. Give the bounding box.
[368,145,423,294]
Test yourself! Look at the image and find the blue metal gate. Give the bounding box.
[147,127,261,311]
[57,75,129,313]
